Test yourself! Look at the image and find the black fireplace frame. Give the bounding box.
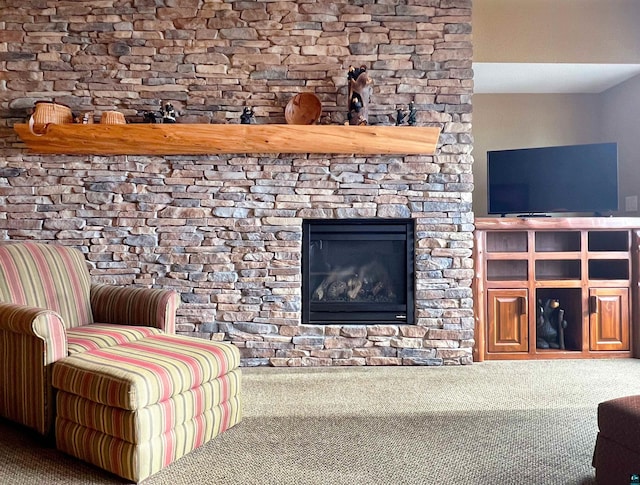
[301,218,415,325]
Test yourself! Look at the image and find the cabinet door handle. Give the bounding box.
[590,295,598,314]
[519,296,528,315]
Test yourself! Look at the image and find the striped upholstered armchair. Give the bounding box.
[0,242,180,436]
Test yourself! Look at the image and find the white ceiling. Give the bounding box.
[473,63,640,94]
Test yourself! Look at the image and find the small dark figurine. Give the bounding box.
[240,106,255,124]
[143,111,162,123]
[162,102,177,123]
[395,102,418,126]
[407,101,417,126]
[536,298,568,349]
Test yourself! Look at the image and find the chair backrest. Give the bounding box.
[0,242,93,328]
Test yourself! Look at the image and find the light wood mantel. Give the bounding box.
[13,123,441,156]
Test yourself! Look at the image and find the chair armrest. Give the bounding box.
[0,302,67,436]
[90,284,180,334]
[0,302,67,363]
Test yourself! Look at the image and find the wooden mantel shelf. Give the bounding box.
[13,123,441,156]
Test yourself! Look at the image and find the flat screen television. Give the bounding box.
[487,142,619,216]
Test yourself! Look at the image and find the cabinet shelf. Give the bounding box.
[13,123,441,156]
[535,231,581,252]
[534,280,583,288]
[588,259,629,280]
[588,251,631,258]
[532,252,582,260]
[589,231,629,251]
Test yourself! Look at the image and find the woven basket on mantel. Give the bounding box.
[100,111,126,125]
[28,101,73,135]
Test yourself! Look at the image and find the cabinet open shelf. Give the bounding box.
[536,288,582,352]
[486,231,527,252]
[589,260,629,280]
[13,123,441,156]
[535,231,580,252]
[487,260,528,281]
[535,260,581,280]
[588,231,629,251]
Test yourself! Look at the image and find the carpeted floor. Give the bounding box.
[2,359,640,484]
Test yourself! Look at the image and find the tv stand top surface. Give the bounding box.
[514,213,552,218]
[475,216,640,231]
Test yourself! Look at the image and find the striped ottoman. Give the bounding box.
[52,334,242,483]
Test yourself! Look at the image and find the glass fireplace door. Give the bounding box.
[302,219,414,324]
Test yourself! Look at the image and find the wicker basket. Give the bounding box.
[285,93,322,125]
[28,101,73,135]
[100,111,126,125]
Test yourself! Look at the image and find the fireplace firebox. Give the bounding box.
[302,219,415,324]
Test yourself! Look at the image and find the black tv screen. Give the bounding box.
[487,142,619,215]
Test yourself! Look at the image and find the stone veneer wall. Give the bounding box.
[0,0,474,366]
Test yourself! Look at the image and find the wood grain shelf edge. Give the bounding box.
[13,123,441,156]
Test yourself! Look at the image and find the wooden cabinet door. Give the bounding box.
[487,289,528,353]
[589,288,629,351]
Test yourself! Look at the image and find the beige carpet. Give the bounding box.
[2,359,640,484]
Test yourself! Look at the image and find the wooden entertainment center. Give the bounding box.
[473,217,640,361]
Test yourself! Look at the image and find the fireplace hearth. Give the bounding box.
[302,219,415,324]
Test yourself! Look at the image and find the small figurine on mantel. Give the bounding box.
[347,65,373,126]
[407,101,417,126]
[240,106,255,124]
[141,100,163,123]
[536,298,568,349]
[395,107,405,126]
[142,110,162,123]
[162,102,177,123]
[395,101,418,126]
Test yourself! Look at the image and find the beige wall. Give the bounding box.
[601,75,640,215]
[472,94,601,215]
[474,0,640,63]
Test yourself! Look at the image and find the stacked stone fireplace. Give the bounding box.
[0,0,474,366]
